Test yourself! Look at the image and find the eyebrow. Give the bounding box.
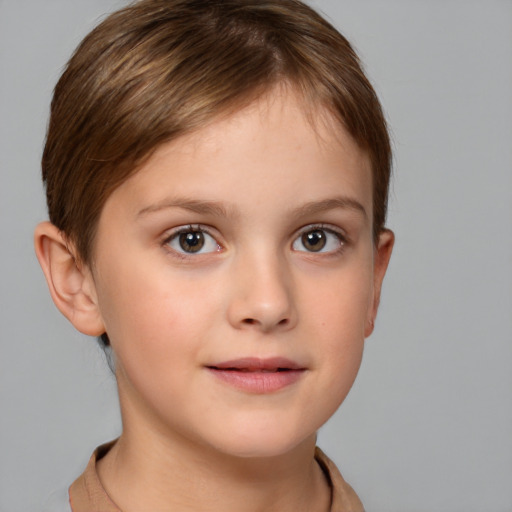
[137,198,233,218]
[292,197,368,220]
[136,196,367,220]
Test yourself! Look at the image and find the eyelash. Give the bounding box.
[162,224,222,259]
[292,224,347,256]
[161,223,348,259]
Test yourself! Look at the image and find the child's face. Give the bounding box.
[86,89,392,458]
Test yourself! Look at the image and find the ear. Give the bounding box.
[34,221,105,336]
[365,229,394,337]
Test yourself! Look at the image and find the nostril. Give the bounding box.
[241,317,290,328]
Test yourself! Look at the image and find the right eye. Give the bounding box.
[164,226,221,255]
[292,226,345,254]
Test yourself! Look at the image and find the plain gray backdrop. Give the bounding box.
[1,1,511,511]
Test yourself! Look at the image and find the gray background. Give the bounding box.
[1,1,511,511]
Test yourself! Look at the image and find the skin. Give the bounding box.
[35,88,393,512]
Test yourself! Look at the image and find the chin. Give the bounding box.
[204,421,317,460]
[214,439,309,460]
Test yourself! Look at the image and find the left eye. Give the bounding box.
[165,227,220,254]
[292,227,344,253]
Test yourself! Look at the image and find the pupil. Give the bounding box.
[179,231,204,253]
[302,230,326,252]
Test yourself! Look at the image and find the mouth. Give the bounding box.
[206,357,306,393]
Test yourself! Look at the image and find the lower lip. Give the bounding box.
[207,368,305,393]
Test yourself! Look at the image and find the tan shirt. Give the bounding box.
[68,442,364,511]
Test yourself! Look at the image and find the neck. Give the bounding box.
[97,426,330,512]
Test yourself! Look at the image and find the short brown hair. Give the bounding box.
[43,0,391,265]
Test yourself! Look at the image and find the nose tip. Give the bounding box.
[227,257,297,333]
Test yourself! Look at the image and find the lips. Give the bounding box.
[206,357,306,393]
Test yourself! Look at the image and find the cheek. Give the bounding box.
[96,268,219,414]
[301,258,373,393]
[304,261,374,336]
[94,261,221,373]
[99,255,205,327]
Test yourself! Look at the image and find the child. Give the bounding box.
[35,0,393,510]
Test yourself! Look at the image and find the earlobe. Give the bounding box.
[365,229,394,337]
[34,221,105,336]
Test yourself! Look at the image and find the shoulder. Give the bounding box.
[68,440,121,512]
[315,447,365,512]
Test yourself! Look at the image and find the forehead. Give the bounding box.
[100,88,372,224]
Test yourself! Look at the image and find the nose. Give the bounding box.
[226,251,298,333]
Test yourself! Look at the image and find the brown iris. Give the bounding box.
[179,231,205,253]
[301,229,326,252]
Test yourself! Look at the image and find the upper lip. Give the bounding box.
[207,357,305,372]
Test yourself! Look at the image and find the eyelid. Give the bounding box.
[292,223,348,253]
[161,224,222,257]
